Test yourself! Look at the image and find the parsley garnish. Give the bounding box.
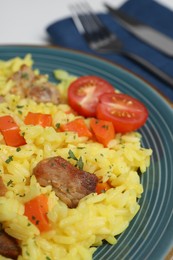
[55,123,61,129]
[102,124,109,130]
[16,105,24,109]
[68,149,78,161]
[5,156,13,164]
[36,220,40,225]
[21,73,29,79]
[76,156,84,170]
[68,150,84,170]
[7,180,13,186]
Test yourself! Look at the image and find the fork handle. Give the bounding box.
[122,51,173,88]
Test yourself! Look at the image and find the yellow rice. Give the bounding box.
[0,55,152,260]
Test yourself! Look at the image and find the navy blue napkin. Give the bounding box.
[47,0,173,102]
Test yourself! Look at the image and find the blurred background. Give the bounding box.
[1,0,173,45]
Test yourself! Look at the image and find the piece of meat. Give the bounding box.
[11,65,35,84]
[33,156,98,208]
[9,65,61,104]
[0,229,21,259]
[0,176,7,196]
[10,65,35,97]
[26,82,60,105]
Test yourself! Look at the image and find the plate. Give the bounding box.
[0,45,173,260]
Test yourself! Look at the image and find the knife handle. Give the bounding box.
[122,50,173,88]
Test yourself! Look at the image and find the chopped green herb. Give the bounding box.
[76,156,84,170]
[102,124,109,130]
[18,110,22,115]
[46,257,52,260]
[55,123,61,129]
[36,220,40,225]
[7,180,13,186]
[5,156,13,164]
[16,147,21,152]
[16,105,24,109]
[21,73,29,79]
[19,193,26,197]
[60,162,67,169]
[50,162,55,167]
[68,150,84,170]
[68,150,78,161]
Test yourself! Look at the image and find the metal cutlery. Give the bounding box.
[105,3,173,57]
[70,2,173,88]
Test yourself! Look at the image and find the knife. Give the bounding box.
[104,4,173,57]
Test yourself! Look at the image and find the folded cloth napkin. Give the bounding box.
[47,0,173,103]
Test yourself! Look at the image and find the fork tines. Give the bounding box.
[70,2,116,51]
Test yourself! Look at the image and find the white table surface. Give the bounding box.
[0,0,173,45]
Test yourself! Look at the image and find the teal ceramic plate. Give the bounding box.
[0,46,173,260]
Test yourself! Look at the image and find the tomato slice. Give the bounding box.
[96,93,148,133]
[68,76,115,117]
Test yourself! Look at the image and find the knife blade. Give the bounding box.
[105,4,173,57]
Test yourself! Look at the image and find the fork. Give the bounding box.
[70,2,173,88]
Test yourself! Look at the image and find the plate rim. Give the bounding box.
[0,44,173,259]
[0,44,173,109]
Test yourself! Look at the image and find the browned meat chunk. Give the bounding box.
[10,65,61,104]
[10,65,35,98]
[33,156,98,208]
[26,82,60,105]
[0,229,21,259]
[0,176,7,196]
[11,64,35,84]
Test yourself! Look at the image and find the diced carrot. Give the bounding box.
[24,194,51,233]
[90,118,115,147]
[24,112,52,127]
[96,181,112,194]
[60,118,92,138]
[0,115,26,147]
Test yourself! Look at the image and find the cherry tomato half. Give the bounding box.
[96,93,148,133]
[68,76,115,117]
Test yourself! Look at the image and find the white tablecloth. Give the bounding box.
[1,0,173,45]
